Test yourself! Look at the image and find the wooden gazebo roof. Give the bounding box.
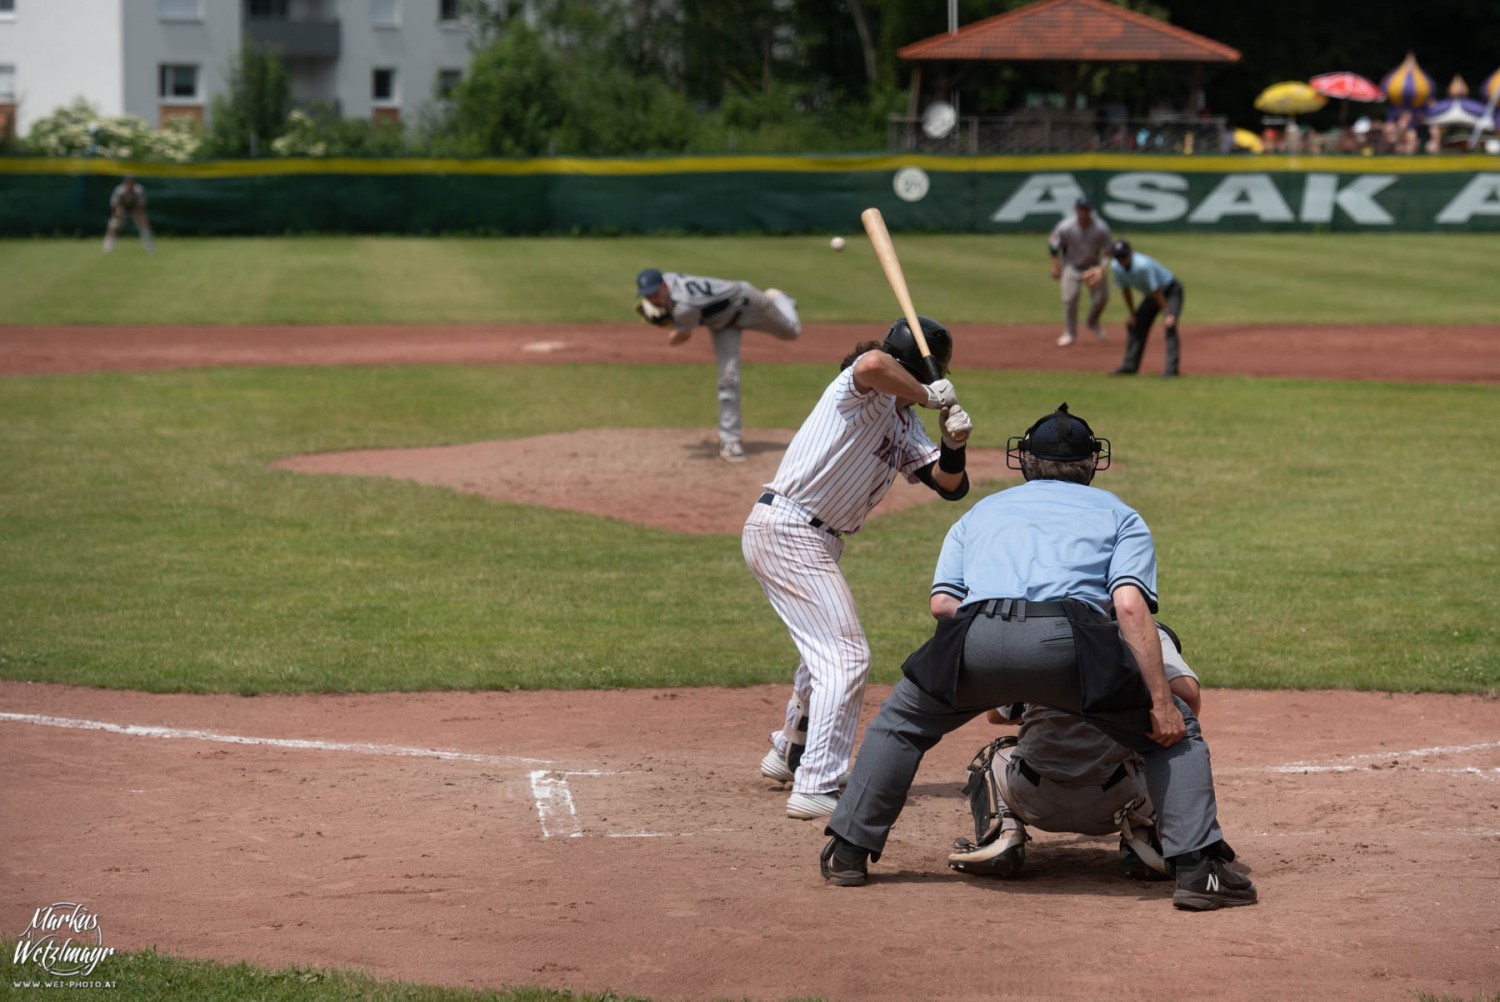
[898,0,1241,64]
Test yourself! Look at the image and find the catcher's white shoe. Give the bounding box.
[760,747,794,783]
[1056,331,1076,347]
[786,792,839,820]
[947,824,1028,878]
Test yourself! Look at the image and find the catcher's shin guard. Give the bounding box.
[961,735,1018,844]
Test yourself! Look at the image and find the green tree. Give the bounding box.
[444,21,567,155]
[205,41,291,157]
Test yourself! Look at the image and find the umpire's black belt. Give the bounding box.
[974,598,1070,621]
[1016,756,1129,792]
[757,492,841,538]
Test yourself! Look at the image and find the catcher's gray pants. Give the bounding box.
[827,612,1223,859]
[1060,262,1108,338]
[1118,281,1184,375]
[711,288,800,446]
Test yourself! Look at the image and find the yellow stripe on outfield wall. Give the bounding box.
[2,153,1496,178]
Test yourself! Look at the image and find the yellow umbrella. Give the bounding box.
[1254,81,1329,116]
[1232,128,1264,153]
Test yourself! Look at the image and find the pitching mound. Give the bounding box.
[271,428,1018,535]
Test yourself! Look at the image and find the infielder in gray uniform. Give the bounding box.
[744,318,972,821]
[1047,196,1111,347]
[635,268,800,462]
[947,624,1233,882]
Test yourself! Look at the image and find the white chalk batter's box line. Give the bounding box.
[0,712,733,839]
[3,712,1498,840]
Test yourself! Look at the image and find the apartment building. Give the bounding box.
[0,0,473,137]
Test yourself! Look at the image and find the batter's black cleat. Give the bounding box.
[819,836,869,887]
[1171,856,1257,911]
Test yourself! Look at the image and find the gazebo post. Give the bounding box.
[906,64,925,150]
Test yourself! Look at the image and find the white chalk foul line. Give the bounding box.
[0,711,554,767]
[1226,739,1500,779]
[527,769,739,840]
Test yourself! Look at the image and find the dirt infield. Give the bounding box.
[3,320,1500,382]
[2,323,1499,1000]
[3,683,1498,1001]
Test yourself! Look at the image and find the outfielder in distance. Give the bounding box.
[743,317,974,821]
[103,175,155,255]
[635,268,801,462]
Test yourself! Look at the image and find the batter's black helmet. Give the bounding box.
[1006,402,1111,471]
[882,316,953,380]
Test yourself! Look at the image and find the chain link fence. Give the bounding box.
[888,113,1230,156]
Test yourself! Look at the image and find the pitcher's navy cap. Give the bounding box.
[636,268,665,296]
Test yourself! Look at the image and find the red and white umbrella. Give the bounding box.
[1309,71,1384,103]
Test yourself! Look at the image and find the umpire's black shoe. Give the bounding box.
[1171,856,1257,911]
[819,836,869,887]
[1108,367,1138,376]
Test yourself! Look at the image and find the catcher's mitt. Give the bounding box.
[635,297,671,327]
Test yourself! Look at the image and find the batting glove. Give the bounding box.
[941,404,972,448]
[923,379,958,410]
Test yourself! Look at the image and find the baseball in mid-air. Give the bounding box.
[830,236,846,252]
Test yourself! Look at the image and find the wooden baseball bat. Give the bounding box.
[860,207,941,383]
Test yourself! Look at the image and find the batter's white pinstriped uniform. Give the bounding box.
[742,354,940,798]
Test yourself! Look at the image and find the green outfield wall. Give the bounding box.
[4,154,1500,235]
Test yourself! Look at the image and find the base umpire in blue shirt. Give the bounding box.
[820,403,1255,910]
[1108,239,1184,377]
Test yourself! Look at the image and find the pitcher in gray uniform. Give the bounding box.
[636,268,801,462]
[1047,196,1112,347]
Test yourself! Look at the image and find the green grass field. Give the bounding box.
[1,233,1497,696]
[1,233,1498,1002]
[3,232,1499,325]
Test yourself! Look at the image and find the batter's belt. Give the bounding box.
[757,492,842,538]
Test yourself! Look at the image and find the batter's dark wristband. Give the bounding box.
[939,440,967,474]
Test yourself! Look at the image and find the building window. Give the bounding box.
[0,65,14,102]
[437,69,461,98]
[246,0,289,19]
[157,0,201,21]
[159,64,200,101]
[372,68,397,104]
[372,0,398,27]
[439,0,460,21]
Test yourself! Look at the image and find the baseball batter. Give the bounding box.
[635,268,800,462]
[104,176,154,255]
[1047,196,1112,347]
[743,317,972,820]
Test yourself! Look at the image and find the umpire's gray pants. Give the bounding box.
[826,613,1224,860]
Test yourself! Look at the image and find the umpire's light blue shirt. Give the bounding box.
[1111,252,1175,296]
[931,480,1158,614]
